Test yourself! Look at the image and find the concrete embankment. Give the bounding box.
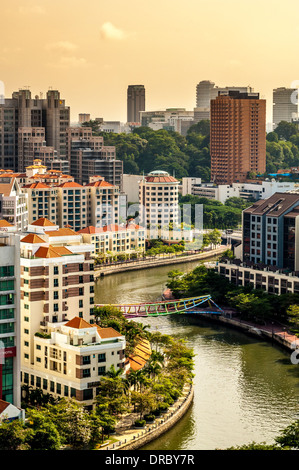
[200,312,299,354]
[101,383,194,451]
[94,246,227,277]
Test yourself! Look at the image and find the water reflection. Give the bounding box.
[95,261,299,450]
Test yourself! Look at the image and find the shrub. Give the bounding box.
[134,419,146,428]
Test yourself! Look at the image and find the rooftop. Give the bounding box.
[244,192,299,217]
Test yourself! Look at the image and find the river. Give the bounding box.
[95,260,299,450]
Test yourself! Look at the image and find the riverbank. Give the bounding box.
[199,311,299,354]
[98,382,194,451]
[94,246,228,277]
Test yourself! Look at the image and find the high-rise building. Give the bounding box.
[242,192,299,270]
[210,91,266,185]
[127,85,145,123]
[273,87,298,129]
[0,229,21,407]
[0,88,70,172]
[78,113,90,124]
[194,81,254,122]
[139,170,179,230]
[67,127,122,189]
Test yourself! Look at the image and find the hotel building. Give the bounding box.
[139,170,180,230]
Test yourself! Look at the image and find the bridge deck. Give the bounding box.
[96,295,223,318]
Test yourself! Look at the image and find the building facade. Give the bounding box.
[273,87,298,129]
[0,88,70,172]
[127,85,145,123]
[210,91,266,185]
[0,230,21,408]
[139,170,180,230]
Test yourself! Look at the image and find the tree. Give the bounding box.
[274,121,298,141]
[287,304,299,335]
[0,419,29,450]
[131,390,156,419]
[275,420,299,448]
[208,229,222,247]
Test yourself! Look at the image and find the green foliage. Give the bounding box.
[0,419,29,450]
[179,194,247,229]
[166,264,299,324]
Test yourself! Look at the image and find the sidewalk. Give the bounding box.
[218,310,299,350]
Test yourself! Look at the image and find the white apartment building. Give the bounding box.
[78,222,146,257]
[30,317,126,409]
[56,182,88,231]
[0,178,28,231]
[85,176,120,227]
[20,218,97,403]
[139,170,180,230]
[182,179,296,203]
[22,182,58,225]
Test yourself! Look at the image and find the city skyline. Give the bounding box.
[1,0,299,123]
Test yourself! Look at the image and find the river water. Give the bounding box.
[95,260,299,450]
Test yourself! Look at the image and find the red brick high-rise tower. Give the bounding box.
[210,91,266,185]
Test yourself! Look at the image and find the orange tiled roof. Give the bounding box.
[23,182,51,189]
[97,327,123,339]
[129,339,151,371]
[31,218,56,227]
[21,233,46,244]
[52,246,73,256]
[57,182,83,188]
[0,219,14,227]
[64,317,93,329]
[0,399,10,414]
[33,245,72,258]
[77,226,103,234]
[45,228,77,237]
[85,180,113,188]
[145,175,178,183]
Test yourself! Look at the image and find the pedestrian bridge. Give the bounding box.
[96,295,223,318]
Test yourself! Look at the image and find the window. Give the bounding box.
[82,368,90,378]
[98,353,106,363]
[98,366,106,376]
[82,356,91,365]
[54,266,59,275]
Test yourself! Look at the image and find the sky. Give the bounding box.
[1,0,299,124]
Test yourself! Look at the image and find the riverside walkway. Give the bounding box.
[98,383,194,451]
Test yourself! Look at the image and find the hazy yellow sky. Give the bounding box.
[1,0,299,123]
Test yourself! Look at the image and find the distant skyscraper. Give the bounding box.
[127,85,145,123]
[195,81,254,122]
[0,88,70,171]
[273,87,298,129]
[210,90,266,185]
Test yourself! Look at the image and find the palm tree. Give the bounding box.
[105,365,123,379]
